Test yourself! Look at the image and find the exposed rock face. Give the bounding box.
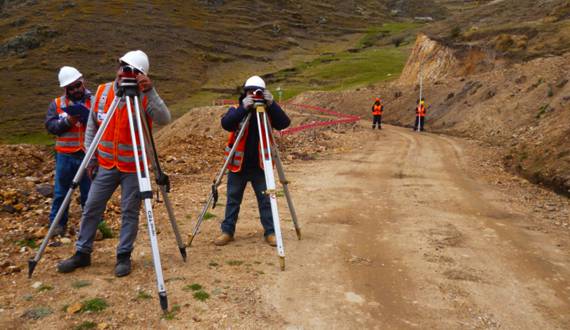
[398,34,459,85]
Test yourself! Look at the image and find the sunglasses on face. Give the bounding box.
[66,81,83,91]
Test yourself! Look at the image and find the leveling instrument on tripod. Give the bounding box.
[28,76,184,313]
[188,90,301,271]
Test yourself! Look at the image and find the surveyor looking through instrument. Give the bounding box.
[214,76,291,247]
[57,50,171,278]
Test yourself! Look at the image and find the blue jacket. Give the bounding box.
[221,101,290,170]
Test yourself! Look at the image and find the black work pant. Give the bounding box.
[414,116,425,131]
[372,115,382,129]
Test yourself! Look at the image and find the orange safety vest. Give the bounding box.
[54,95,91,154]
[372,104,383,115]
[93,82,150,173]
[416,105,426,117]
[224,114,273,173]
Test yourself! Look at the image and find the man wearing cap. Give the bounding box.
[215,75,290,247]
[45,66,94,237]
[57,50,171,277]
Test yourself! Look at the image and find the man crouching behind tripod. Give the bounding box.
[57,50,171,277]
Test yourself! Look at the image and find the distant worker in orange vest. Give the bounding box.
[57,50,171,277]
[45,66,94,238]
[371,97,384,129]
[215,75,291,247]
[414,99,427,131]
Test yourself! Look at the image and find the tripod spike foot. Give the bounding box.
[187,234,194,248]
[295,228,302,240]
[179,247,187,262]
[279,256,285,271]
[159,292,168,312]
[28,259,37,278]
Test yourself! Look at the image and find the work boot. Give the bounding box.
[51,225,65,237]
[115,252,132,277]
[265,234,277,247]
[214,233,234,246]
[57,251,91,273]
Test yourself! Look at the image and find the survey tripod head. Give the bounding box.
[116,77,140,98]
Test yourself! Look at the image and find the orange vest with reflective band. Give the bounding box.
[416,105,426,117]
[372,104,383,115]
[54,95,91,154]
[224,115,273,173]
[93,82,149,173]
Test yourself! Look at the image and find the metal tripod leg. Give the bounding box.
[268,131,302,240]
[28,96,121,278]
[126,94,168,312]
[139,111,186,262]
[256,105,286,271]
[188,112,253,247]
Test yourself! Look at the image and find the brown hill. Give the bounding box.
[0,0,448,141]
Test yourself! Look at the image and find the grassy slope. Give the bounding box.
[0,0,446,144]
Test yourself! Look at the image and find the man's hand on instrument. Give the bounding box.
[136,73,153,93]
[242,95,254,110]
[263,89,274,106]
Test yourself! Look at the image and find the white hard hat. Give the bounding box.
[58,66,82,88]
[244,75,266,90]
[119,50,149,74]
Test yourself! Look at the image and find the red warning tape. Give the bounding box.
[280,103,360,136]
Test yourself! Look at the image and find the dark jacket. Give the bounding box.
[221,101,290,170]
[45,90,93,136]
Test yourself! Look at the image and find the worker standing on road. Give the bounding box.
[371,97,384,129]
[414,99,427,131]
[215,76,291,247]
[57,50,171,277]
[45,66,94,238]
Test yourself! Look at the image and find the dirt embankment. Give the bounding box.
[290,34,570,196]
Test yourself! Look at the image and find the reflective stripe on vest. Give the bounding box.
[417,105,426,117]
[54,95,89,154]
[224,115,274,173]
[94,82,150,173]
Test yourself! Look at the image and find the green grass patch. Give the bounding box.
[136,290,152,300]
[16,238,37,249]
[0,131,53,145]
[21,306,52,320]
[193,290,210,302]
[97,221,113,239]
[208,261,219,267]
[183,283,203,292]
[37,284,53,292]
[271,45,409,101]
[162,304,181,320]
[226,260,244,266]
[203,211,216,220]
[82,298,108,312]
[358,22,421,48]
[71,280,91,289]
[74,321,97,330]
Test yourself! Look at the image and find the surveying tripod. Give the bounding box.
[188,97,301,271]
[28,78,184,312]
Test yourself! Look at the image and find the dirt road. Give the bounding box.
[2,123,569,329]
[267,124,570,329]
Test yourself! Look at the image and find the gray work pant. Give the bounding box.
[76,166,141,255]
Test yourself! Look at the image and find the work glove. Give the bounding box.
[263,89,274,106]
[242,95,254,110]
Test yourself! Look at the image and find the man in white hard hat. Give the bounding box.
[45,66,94,237]
[216,75,290,246]
[57,50,171,277]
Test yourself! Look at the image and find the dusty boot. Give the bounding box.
[265,234,277,247]
[57,251,91,273]
[115,252,132,277]
[214,233,234,246]
[51,225,65,237]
